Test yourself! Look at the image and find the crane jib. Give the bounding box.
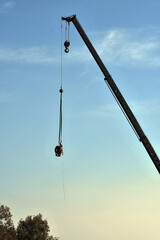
[62,15,160,174]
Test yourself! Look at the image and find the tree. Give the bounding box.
[0,205,16,240]
[16,214,54,240]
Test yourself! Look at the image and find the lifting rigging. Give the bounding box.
[61,14,160,174]
[54,20,68,157]
[54,87,63,157]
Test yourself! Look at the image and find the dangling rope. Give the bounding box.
[62,155,65,201]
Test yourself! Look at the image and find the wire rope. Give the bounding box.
[58,19,63,144]
[61,19,63,88]
[104,79,140,141]
[68,22,70,41]
[65,21,67,41]
[60,19,65,201]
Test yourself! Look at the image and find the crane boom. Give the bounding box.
[62,14,160,174]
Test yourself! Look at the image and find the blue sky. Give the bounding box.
[1,1,160,240]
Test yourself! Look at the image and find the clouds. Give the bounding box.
[86,99,160,120]
[96,28,160,68]
[0,27,160,67]
[0,46,57,64]
[66,27,160,68]
[3,1,15,8]
[0,1,16,13]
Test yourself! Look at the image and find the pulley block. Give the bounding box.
[64,40,70,53]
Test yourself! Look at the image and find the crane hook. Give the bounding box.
[64,40,70,53]
[65,48,69,53]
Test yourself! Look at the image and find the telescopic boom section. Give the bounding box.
[62,15,160,174]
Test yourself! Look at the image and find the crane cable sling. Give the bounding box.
[58,19,63,146]
[58,88,63,145]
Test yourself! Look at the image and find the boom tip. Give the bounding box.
[61,14,76,22]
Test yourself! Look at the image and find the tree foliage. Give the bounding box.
[0,205,55,240]
[0,205,16,240]
[16,214,54,240]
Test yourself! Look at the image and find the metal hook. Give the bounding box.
[65,48,69,53]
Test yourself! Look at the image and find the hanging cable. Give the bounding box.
[59,19,63,146]
[55,19,64,158]
[65,21,67,41]
[68,22,70,41]
[55,19,66,201]
[61,18,63,87]
[61,20,65,201]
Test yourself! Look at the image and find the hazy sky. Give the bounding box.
[1,1,160,240]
